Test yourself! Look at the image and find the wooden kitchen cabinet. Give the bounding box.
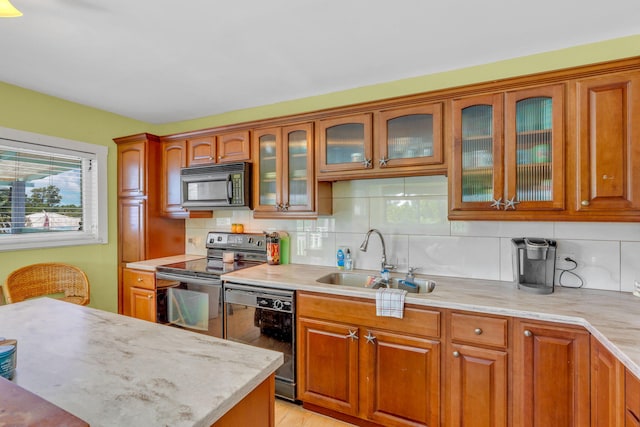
[591,336,625,427]
[114,133,185,314]
[317,113,373,175]
[297,291,440,427]
[450,84,565,220]
[626,370,640,426]
[253,123,331,218]
[376,103,444,169]
[297,317,359,416]
[512,319,590,427]
[445,311,509,427]
[122,268,156,322]
[572,72,640,219]
[217,130,251,163]
[186,135,216,165]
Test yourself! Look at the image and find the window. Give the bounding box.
[0,126,108,251]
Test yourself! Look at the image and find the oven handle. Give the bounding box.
[155,272,222,287]
[223,282,294,299]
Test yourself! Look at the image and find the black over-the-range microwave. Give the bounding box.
[180,162,252,210]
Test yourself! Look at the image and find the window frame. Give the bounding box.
[0,126,108,251]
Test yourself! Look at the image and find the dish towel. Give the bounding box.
[376,288,407,319]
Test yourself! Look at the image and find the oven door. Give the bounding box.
[224,283,295,400]
[156,273,223,338]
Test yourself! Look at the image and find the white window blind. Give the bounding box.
[0,127,107,251]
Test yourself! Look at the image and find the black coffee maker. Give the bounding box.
[512,238,557,294]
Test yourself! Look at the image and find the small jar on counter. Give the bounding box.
[265,232,280,265]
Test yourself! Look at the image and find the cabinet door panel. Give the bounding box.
[447,344,508,427]
[362,329,440,427]
[118,141,146,197]
[297,318,359,416]
[505,84,564,211]
[576,74,640,212]
[118,198,145,263]
[217,130,250,162]
[129,287,156,322]
[283,123,314,212]
[161,141,187,216]
[591,337,624,427]
[318,114,373,173]
[513,320,590,427]
[186,136,215,165]
[451,94,504,211]
[253,128,280,213]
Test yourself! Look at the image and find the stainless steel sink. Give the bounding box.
[316,272,435,293]
[316,272,375,287]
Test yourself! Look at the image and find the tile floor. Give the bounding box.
[275,399,356,426]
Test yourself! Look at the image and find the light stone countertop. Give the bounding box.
[221,263,640,378]
[0,298,283,427]
[126,254,204,271]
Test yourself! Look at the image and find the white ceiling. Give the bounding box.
[1,0,639,124]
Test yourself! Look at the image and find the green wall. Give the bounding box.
[0,34,639,312]
[0,83,148,312]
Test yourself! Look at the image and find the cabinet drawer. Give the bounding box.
[297,292,440,338]
[627,369,640,423]
[123,268,155,290]
[450,312,508,348]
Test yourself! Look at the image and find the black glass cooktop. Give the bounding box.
[156,258,261,278]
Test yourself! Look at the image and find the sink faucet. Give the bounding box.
[359,229,396,274]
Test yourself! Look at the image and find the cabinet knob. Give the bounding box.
[137,278,143,282]
[524,330,533,337]
[474,328,483,335]
[365,332,376,344]
[379,157,389,167]
[453,351,460,358]
[581,200,590,207]
[147,295,153,300]
[347,330,358,340]
[363,158,372,168]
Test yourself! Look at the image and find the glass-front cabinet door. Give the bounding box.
[451,85,564,215]
[253,123,314,216]
[504,85,564,211]
[317,113,373,173]
[377,103,443,168]
[282,123,314,213]
[451,94,504,211]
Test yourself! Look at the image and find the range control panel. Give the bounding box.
[206,232,266,251]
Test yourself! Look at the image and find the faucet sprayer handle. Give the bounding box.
[407,266,420,278]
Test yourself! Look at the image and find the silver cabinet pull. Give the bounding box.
[524,330,533,337]
[347,330,358,341]
[474,328,483,335]
[581,200,590,206]
[453,351,460,358]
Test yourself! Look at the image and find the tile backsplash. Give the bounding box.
[186,176,640,293]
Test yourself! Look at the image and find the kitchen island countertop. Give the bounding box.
[0,298,283,427]
[221,263,640,379]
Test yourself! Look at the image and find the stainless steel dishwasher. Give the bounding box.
[223,282,296,401]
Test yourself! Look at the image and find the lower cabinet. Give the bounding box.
[626,369,640,427]
[122,268,156,322]
[591,336,625,427]
[297,292,440,427]
[512,319,590,427]
[445,311,509,427]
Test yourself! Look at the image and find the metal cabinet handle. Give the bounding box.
[379,157,389,167]
[147,295,153,300]
[453,351,460,358]
[365,332,376,344]
[347,330,358,340]
[581,200,590,207]
[474,328,483,335]
[363,159,372,168]
[137,278,143,282]
[524,330,533,337]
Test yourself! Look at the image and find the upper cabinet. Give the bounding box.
[217,130,251,163]
[253,123,331,218]
[186,136,215,166]
[572,72,640,219]
[450,84,565,219]
[317,104,445,180]
[317,113,373,174]
[377,103,443,168]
